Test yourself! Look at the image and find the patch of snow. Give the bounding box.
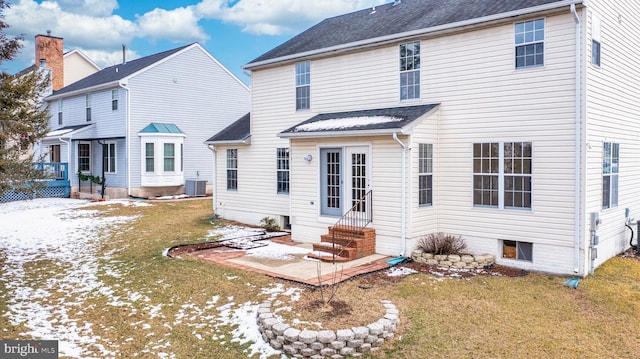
[295,116,403,132]
[386,267,418,277]
[245,241,311,260]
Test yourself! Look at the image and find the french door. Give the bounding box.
[320,146,370,217]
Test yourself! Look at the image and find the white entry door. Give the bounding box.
[320,146,370,217]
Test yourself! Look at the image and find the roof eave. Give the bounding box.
[45,80,122,101]
[244,0,583,70]
[278,128,407,139]
[204,136,252,145]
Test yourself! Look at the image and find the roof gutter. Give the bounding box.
[45,80,122,101]
[278,128,410,139]
[204,137,251,146]
[245,0,583,70]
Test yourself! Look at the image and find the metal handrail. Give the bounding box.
[331,190,372,263]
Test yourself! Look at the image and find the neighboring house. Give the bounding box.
[41,43,250,198]
[207,0,640,276]
[63,49,101,86]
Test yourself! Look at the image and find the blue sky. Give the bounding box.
[2,0,386,84]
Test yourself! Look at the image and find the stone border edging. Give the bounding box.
[257,300,399,358]
[411,250,496,269]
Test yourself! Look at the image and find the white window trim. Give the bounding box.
[399,41,421,101]
[226,148,238,191]
[295,61,310,111]
[85,94,92,122]
[514,18,545,69]
[418,143,433,207]
[103,142,117,174]
[473,142,532,210]
[276,147,290,194]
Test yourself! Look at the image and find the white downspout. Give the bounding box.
[571,3,582,274]
[393,132,407,256]
[207,144,218,215]
[119,83,131,197]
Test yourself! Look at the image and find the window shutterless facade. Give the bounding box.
[418,143,433,206]
[515,18,544,68]
[400,41,420,100]
[277,147,290,194]
[58,100,63,125]
[145,143,154,172]
[473,142,532,209]
[85,94,92,121]
[102,143,116,173]
[602,142,619,209]
[295,61,310,111]
[227,149,238,190]
[112,89,119,110]
[78,143,91,172]
[164,143,175,172]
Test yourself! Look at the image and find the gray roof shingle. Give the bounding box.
[205,113,251,144]
[248,0,571,66]
[51,43,193,96]
[279,104,438,137]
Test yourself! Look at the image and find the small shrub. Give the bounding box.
[417,232,467,255]
[259,216,281,232]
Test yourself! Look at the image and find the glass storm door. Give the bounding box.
[320,148,342,216]
[320,146,370,217]
[346,146,369,214]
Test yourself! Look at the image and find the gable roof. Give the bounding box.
[205,113,251,144]
[279,104,438,138]
[247,0,580,68]
[49,43,193,97]
[44,123,94,140]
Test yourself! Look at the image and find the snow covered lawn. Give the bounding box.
[0,198,293,358]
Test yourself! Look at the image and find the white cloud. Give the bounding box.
[209,0,388,35]
[80,48,141,68]
[56,0,119,17]
[137,7,209,42]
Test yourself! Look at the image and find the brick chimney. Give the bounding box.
[35,31,64,91]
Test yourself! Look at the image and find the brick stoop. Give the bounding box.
[308,226,376,262]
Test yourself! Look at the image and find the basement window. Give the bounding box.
[502,240,532,261]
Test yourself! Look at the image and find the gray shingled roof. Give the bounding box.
[248,0,572,66]
[205,113,251,144]
[51,43,193,96]
[279,104,438,137]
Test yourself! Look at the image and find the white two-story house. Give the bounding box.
[42,43,250,198]
[207,0,640,276]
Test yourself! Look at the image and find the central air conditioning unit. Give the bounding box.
[185,179,207,197]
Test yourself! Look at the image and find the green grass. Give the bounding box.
[1,198,639,358]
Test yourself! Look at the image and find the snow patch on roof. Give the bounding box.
[295,116,403,132]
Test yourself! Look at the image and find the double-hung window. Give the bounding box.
[112,89,119,110]
[602,142,619,209]
[418,143,433,206]
[58,100,63,125]
[164,143,175,172]
[473,142,532,209]
[592,15,602,67]
[400,41,420,100]
[78,143,91,172]
[295,61,310,110]
[85,94,92,121]
[277,147,290,194]
[515,19,544,68]
[102,143,116,173]
[145,143,154,172]
[227,149,238,190]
